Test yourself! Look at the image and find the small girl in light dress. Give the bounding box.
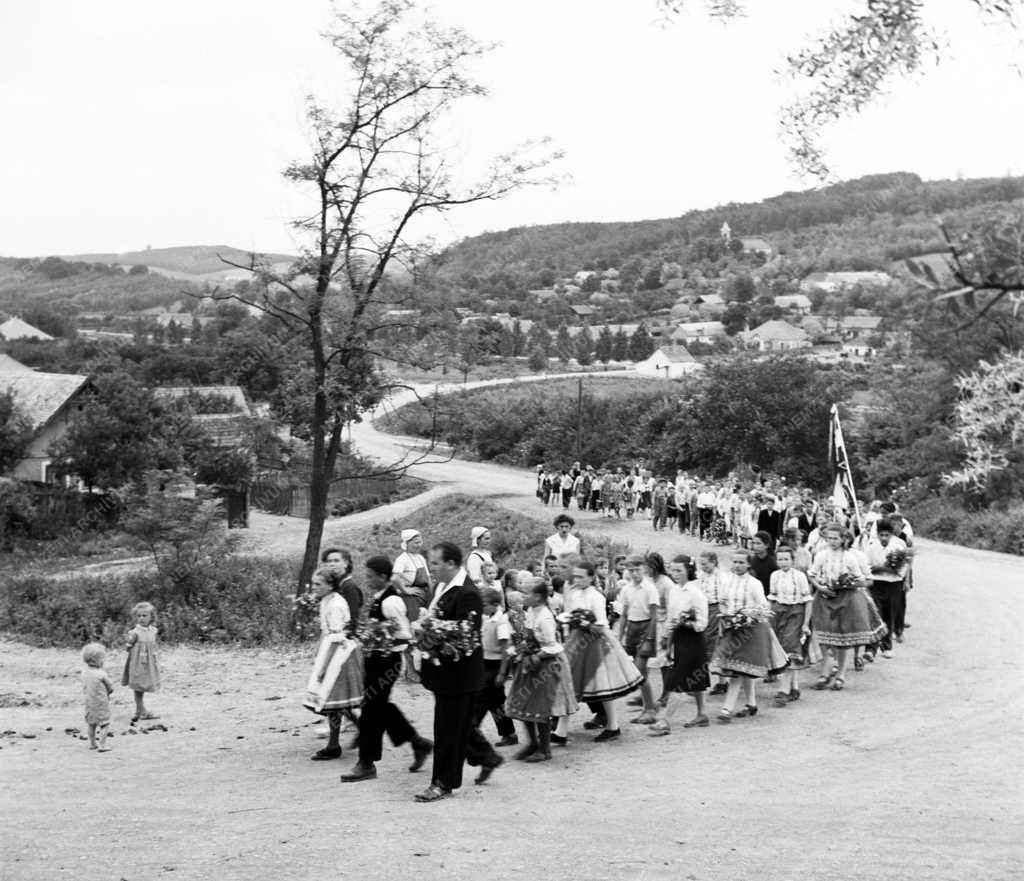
[123,601,161,724]
[82,642,114,751]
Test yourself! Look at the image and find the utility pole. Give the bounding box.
[575,375,584,463]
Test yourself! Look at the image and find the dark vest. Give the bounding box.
[369,584,400,622]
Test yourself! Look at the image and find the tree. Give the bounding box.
[580,273,601,294]
[611,327,630,361]
[497,325,515,358]
[726,273,756,303]
[527,346,547,372]
[0,391,31,474]
[595,324,613,365]
[721,302,751,336]
[526,321,552,355]
[643,266,662,291]
[945,350,1024,498]
[628,325,655,361]
[510,319,526,356]
[128,264,149,276]
[658,1,1023,178]
[575,324,595,365]
[555,322,573,364]
[0,478,35,553]
[213,0,558,589]
[49,373,204,490]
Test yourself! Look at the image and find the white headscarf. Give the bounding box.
[470,526,489,548]
[400,529,421,551]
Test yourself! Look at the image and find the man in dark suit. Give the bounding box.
[414,541,502,802]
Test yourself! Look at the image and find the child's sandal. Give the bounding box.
[716,709,732,724]
[812,674,833,691]
[830,677,845,691]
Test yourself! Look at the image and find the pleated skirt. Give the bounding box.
[505,653,579,722]
[712,620,790,679]
[564,627,644,702]
[812,589,888,648]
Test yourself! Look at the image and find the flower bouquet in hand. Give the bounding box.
[357,619,399,655]
[831,571,860,591]
[567,608,598,631]
[413,611,480,666]
[885,547,909,572]
[720,607,771,632]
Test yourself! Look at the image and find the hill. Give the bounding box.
[431,172,1024,287]
[57,244,295,282]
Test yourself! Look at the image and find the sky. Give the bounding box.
[1,0,1022,258]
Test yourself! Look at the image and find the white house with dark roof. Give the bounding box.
[774,294,813,314]
[746,320,811,352]
[635,346,703,379]
[2,371,92,482]
[740,236,773,257]
[671,321,726,346]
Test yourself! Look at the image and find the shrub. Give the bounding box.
[906,498,1024,555]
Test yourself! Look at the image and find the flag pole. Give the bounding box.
[830,404,864,535]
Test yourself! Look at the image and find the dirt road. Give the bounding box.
[3,376,1023,881]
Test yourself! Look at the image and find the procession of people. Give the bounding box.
[298,464,915,802]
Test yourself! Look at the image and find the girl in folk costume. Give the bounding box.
[466,526,494,583]
[649,555,710,735]
[808,523,886,692]
[713,551,789,724]
[304,568,364,760]
[559,561,643,743]
[544,513,582,560]
[504,579,579,763]
[122,601,161,724]
[697,551,728,695]
[393,529,433,620]
[767,546,820,707]
[643,552,675,713]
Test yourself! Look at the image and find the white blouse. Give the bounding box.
[666,583,708,633]
[526,605,564,655]
[544,532,581,559]
[697,568,725,604]
[563,585,609,627]
[719,573,769,615]
[319,593,350,638]
[466,548,492,584]
[809,548,871,585]
[768,569,813,605]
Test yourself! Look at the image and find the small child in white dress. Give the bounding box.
[82,642,114,751]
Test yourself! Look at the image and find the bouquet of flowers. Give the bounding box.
[567,608,598,631]
[357,619,399,655]
[413,612,480,666]
[510,628,541,660]
[831,571,860,591]
[290,590,322,640]
[885,548,909,571]
[720,607,771,632]
[671,608,697,630]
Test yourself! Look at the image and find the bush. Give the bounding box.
[907,498,1024,555]
[0,556,299,647]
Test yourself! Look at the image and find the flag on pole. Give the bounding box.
[829,404,863,533]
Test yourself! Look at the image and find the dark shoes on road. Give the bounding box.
[311,747,342,761]
[409,737,433,772]
[474,755,504,785]
[340,763,377,782]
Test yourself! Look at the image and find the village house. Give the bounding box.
[799,271,892,294]
[745,319,812,352]
[635,346,703,379]
[0,317,54,342]
[2,371,93,482]
[670,321,727,346]
[773,293,813,315]
[739,236,773,257]
[0,353,32,373]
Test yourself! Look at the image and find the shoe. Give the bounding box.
[773,692,789,708]
[631,713,658,725]
[474,755,503,785]
[647,721,670,737]
[683,715,709,728]
[550,733,568,746]
[717,710,732,724]
[414,783,451,803]
[340,763,377,782]
[830,677,845,691]
[709,683,728,696]
[523,752,552,763]
[853,657,865,672]
[409,737,432,772]
[812,672,835,691]
[514,744,537,761]
[863,651,876,663]
[583,717,606,730]
[593,728,621,742]
[894,634,904,643]
[788,689,801,702]
[495,734,519,747]
[311,747,342,761]
[733,704,758,718]
[881,649,893,658]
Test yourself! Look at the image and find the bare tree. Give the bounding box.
[214,0,560,589]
